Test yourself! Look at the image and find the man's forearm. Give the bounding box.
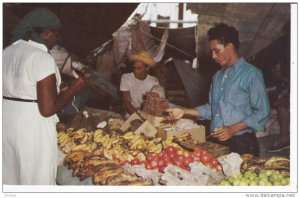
[183,108,201,118]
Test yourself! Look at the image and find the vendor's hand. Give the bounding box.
[211,126,234,141]
[165,108,184,120]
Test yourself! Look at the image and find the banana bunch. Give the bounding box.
[241,158,267,173]
[264,156,290,171]
[63,150,91,169]
[148,143,163,154]
[71,143,97,152]
[93,129,104,143]
[71,128,86,139]
[177,132,191,141]
[122,131,135,140]
[130,135,145,150]
[162,136,174,148]
[57,131,71,147]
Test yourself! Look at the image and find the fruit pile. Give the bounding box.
[126,145,221,173]
[219,170,290,186]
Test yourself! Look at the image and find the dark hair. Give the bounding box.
[207,23,240,50]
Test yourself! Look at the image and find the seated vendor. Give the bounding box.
[120,51,163,116]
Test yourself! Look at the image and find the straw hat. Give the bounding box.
[129,51,156,67]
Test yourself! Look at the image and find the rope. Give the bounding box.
[71,96,79,113]
[139,28,195,58]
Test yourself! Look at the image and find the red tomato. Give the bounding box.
[210,159,218,167]
[200,154,210,163]
[157,159,165,167]
[174,155,184,164]
[150,160,158,169]
[194,151,201,158]
[194,147,203,153]
[160,152,170,162]
[168,153,176,161]
[189,152,195,158]
[200,150,208,156]
[180,165,190,172]
[140,160,146,165]
[157,164,167,173]
[173,160,183,167]
[176,149,184,156]
[145,161,152,169]
[147,154,158,161]
[165,146,176,154]
[203,161,213,169]
[131,158,141,165]
[193,156,200,162]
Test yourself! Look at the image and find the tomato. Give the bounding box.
[180,165,190,172]
[131,158,141,165]
[168,153,176,161]
[200,154,210,163]
[174,154,184,163]
[165,146,176,154]
[140,160,146,165]
[200,150,208,156]
[210,159,218,167]
[194,147,203,153]
[176,149,184,156]
[173,159,183,167]
[203,161,213,169]
[188,152,195,158]
[145,161,152,169]
[157,159,165,167]
[147,154,158,161]
[160,152,170,162]
[150,160,158,169]
[157,164,167,173]
[193,156,200,162]
[194,151,201,158]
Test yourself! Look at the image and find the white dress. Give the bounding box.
[2,40,61,185]
[120,72,159,109]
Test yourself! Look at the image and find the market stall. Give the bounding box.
[56,103,290,186]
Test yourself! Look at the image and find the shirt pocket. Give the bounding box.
[228,87,248,104]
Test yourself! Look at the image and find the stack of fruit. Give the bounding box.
[127,145,222,173]
[219,170,290,186]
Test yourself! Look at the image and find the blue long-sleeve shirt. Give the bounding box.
[196,57,270,136]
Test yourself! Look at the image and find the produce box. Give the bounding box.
[120,112,157,137]
[140,111,164,127]
[157,123,206,143]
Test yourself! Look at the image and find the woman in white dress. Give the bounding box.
[2,8,86,185]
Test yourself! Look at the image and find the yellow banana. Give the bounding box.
[131,138,143,150]
[57,131,66,139]
[66,127,75,133]
[93,129,103,138]
[122,131,134,139]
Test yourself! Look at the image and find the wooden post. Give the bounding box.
[178,3,184,28]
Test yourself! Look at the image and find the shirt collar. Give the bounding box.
[27,40,48,52]
[232,57,245,70]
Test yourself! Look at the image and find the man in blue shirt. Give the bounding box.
[167,23,270,156]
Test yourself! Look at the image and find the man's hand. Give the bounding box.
[165,108,184,120]
[211,122,248,141]
[211,126,234,141]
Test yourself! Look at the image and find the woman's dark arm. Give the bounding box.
[37,74,85,117]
